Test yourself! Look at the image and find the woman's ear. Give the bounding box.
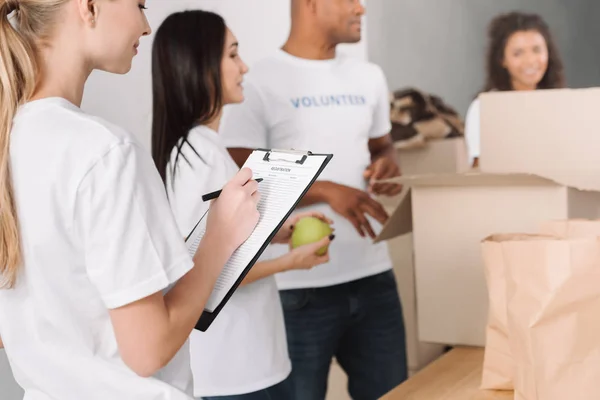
[75,0,98,27]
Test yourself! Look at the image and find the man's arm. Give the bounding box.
[0,335,4,349]
[369,134,397,163]
[228,148,253,169]
[227,147,389,238]
[364,134,402,196]
[228,147,332,207]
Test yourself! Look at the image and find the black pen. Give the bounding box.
[202,178,263,202]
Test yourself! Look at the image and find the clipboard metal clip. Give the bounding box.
[261,148,313,165]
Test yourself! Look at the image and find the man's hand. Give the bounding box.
[364,157,402,196]
[271,211,334,245]
[322,182,389,238]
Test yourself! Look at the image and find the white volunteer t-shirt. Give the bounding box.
[465,99,480,165]
[0,98,195,400]
[220,50,393,290]
[166,125,290,397]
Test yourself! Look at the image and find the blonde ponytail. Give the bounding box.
[0,0,68,288]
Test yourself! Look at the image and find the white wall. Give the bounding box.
[367,0,600,117]
[81,0,367,149]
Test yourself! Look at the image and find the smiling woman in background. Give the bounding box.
[465,11,566,167]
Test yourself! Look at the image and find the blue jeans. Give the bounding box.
[279,270,408,400]
[200,376,292,400]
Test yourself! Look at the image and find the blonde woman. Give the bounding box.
[0,1,260,399]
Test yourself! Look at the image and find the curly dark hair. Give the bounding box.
[482,12,566,92]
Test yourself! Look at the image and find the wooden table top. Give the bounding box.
[381,347,513,400]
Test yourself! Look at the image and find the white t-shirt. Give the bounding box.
[166,125,291,397]
[220,50,393,290]
[465,99,480,165]
[0,98,195,399]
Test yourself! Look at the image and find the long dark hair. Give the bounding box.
[151,10,226,183]
[483,11,565,92]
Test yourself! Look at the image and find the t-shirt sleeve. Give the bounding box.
[220,79,269,149]
[369,66,393,139]
[76,142,194,309]
[465,99,481,163]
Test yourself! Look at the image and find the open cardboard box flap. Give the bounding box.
[375,188,412,243]
[374,171,600,243]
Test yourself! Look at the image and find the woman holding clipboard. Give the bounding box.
[151,10,333,400]
[0,1,261,399]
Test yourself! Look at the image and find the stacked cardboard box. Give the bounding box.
[397,137,469,176]
[378,88,600,346]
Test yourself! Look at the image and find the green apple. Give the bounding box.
[291,217,333,256]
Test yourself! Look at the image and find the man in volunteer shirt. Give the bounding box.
[221,0,408,398]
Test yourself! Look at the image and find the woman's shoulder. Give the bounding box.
[466,98,480,114]
[170,126,220,169]
[17,98,138,149]
[467,88,499,112]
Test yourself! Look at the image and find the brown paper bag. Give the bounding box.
[480,234,552,390]
[480,234,517,390]
[502,236,600,400]
[540,219,600,238]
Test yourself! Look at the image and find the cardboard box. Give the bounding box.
[378,172,600,346]
[373,193,446,376]
[480,88,600,190]
[396,137,469,176]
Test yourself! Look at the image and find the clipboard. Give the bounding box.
[185,148,333,331]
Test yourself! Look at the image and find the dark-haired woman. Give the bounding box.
[465,11,566,167]
[151,11,333,400]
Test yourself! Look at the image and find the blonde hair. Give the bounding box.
[0,0,69,288]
